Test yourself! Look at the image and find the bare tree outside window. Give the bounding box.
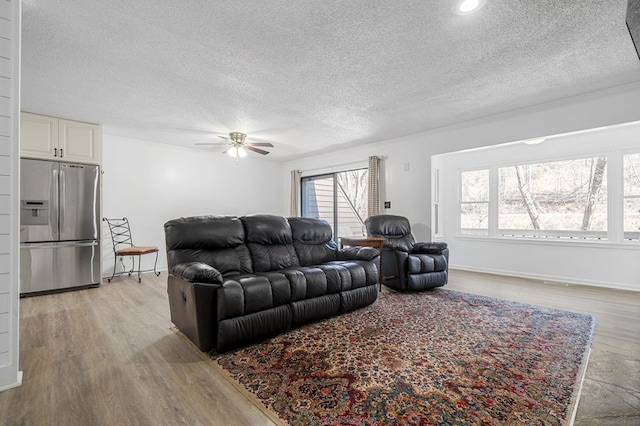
[498,158,608,238]
[336,169,368,237]
[460,169,489,235]
[301,168,368,240]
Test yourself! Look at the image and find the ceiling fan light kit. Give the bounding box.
[195,131,274,162]
[227,146,247,158]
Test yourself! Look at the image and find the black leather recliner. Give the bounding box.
[365,215,448,292]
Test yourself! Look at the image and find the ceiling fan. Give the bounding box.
[195,132,274,159]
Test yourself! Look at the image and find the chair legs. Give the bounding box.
[133,252,161,283]
[107,252,161,283]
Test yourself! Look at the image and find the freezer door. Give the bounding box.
[20,159,59,242]
[20,241,101,294]
[59,163,100,241]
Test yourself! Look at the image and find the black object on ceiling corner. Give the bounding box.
[628,0,640,61]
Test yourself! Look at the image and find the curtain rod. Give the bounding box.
[299,156,382,174]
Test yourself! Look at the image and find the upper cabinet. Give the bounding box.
[20,112,102,165]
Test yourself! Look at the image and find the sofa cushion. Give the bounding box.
[253,272,293,307]
[408,254,436,274]
[165,215,253,275]
[328,260,378,290]
[280,267,328,301]
[408,253,447,274]
[217,276,275,320]
[288,217,337,266]
[242,215,300,271]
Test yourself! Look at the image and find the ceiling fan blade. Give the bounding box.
[247,142,274,147]
[246,146,270,155]
[222,146,231,154]
[218,135,229,140]
[194,142,229,146]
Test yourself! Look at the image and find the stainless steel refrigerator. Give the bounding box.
[20,158,100,295]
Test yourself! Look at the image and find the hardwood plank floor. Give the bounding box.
[0,270,638,425]
[2,275,275,426]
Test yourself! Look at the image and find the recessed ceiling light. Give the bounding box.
[453,0,487,15]
[523,138,546,145]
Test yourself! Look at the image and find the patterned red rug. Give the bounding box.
[208,289,594,425]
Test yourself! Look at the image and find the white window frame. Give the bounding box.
[458,168,490,236]
[622,150,640,241]
[456,148,640,245]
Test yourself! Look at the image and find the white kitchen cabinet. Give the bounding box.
[20,112,57,159]
[20,112,102,164]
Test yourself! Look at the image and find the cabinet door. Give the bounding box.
[58,119,101,164]
[20,112,58,160]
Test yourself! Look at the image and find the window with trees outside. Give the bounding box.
[498,157,607,238]
[624,153,640,240]
[460,169,489,235]
[301,168,368,241]
[459,155,626,240]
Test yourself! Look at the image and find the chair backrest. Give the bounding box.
[241,214,300,272]
[365,215,415,251]
[164,215,253,275]
[288,217,337,266]
[103,217,135,252]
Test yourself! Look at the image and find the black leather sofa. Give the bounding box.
[365,215,449,292]
[164,214,379,352]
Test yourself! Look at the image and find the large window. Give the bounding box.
[498,157,607,238]
[624,153,640,240]
[456,152,640,241]
[301,168,368,240]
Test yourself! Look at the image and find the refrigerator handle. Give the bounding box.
[52,166,59,240]
[60,168,65,227]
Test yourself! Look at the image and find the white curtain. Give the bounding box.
[367,156,380,217]
[290,169,302,217]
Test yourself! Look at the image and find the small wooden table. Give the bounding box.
[339,236,385,290]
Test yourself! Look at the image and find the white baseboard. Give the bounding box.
[450,265,640,293]
[101,267,168,280]
[0,370,22,393]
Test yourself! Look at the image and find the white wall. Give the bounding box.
[282,82,640,290]
[101,135,284,276]
[0,0,22,392]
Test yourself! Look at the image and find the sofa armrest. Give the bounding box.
[411,242,448,254]
[167,273,220,352]
[337,246,379,261]
[171,262,223,284]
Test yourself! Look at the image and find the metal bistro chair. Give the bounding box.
[103,217,160,283]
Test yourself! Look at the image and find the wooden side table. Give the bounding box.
[339,236,385,291]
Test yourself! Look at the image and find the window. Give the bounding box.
[498,157,607,238]
[460,169,489,235]
[301,168,368,240]
[440,122,640,245]
[623,153,640,240]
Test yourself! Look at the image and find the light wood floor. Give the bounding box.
[0,270,638,425]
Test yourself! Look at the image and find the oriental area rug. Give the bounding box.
[207,289,594,425]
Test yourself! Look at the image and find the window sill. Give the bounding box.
[453,234,640,250]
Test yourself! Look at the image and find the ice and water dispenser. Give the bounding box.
[20,200,49,226]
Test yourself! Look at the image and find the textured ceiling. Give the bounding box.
[21,0,640,160]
